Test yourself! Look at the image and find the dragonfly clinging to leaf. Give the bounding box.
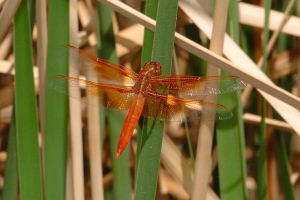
[52,45,245,157]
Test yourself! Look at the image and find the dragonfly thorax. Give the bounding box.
[133,62,161,94]
[142,61,162,76]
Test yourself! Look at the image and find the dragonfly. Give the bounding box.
[53,45,245,157]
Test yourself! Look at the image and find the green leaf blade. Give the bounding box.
[135,0,179,199]
[216,1,247,199]
[44,0,69,199]
[13,0,43,198]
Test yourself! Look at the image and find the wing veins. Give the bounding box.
[68,45,138,80]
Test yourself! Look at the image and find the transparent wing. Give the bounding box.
[142,90,233,121]
[48,75,135,110]
[150,75,246,98]
[68,45,138,85]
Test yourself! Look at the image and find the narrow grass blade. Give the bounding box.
[216,0,247,199]
[69,0,85,199]
[1,110,17,200]
[44,0,69,199]
[86,80,104,200]
[86,42,104,200]
[256,0,271,199]
[275,134,295,199]
[140,0,158,65]
[107,111,131,199]
[192,1,230,199]
[97,4,131,200]
[135,0,178,199]
[273,2,296,199]
[13,0,43,198]
[0,0,21,40]
[135,0,158,172]
[36,0,47,148]
[277,1,293,52]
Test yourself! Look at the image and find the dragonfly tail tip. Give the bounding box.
[116,150,121,158]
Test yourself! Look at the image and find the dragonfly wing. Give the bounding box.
[103,88,135,110]
[151,75,246,98]
[142,90,233,121]
[50,75,135,110]
[68,45,138,85]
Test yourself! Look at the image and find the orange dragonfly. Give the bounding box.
[53,45,245,157]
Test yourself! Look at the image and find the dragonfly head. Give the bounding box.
[143,61,162,76]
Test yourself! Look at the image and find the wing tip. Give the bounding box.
[52,75,68,80]
[66,44,78,49]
